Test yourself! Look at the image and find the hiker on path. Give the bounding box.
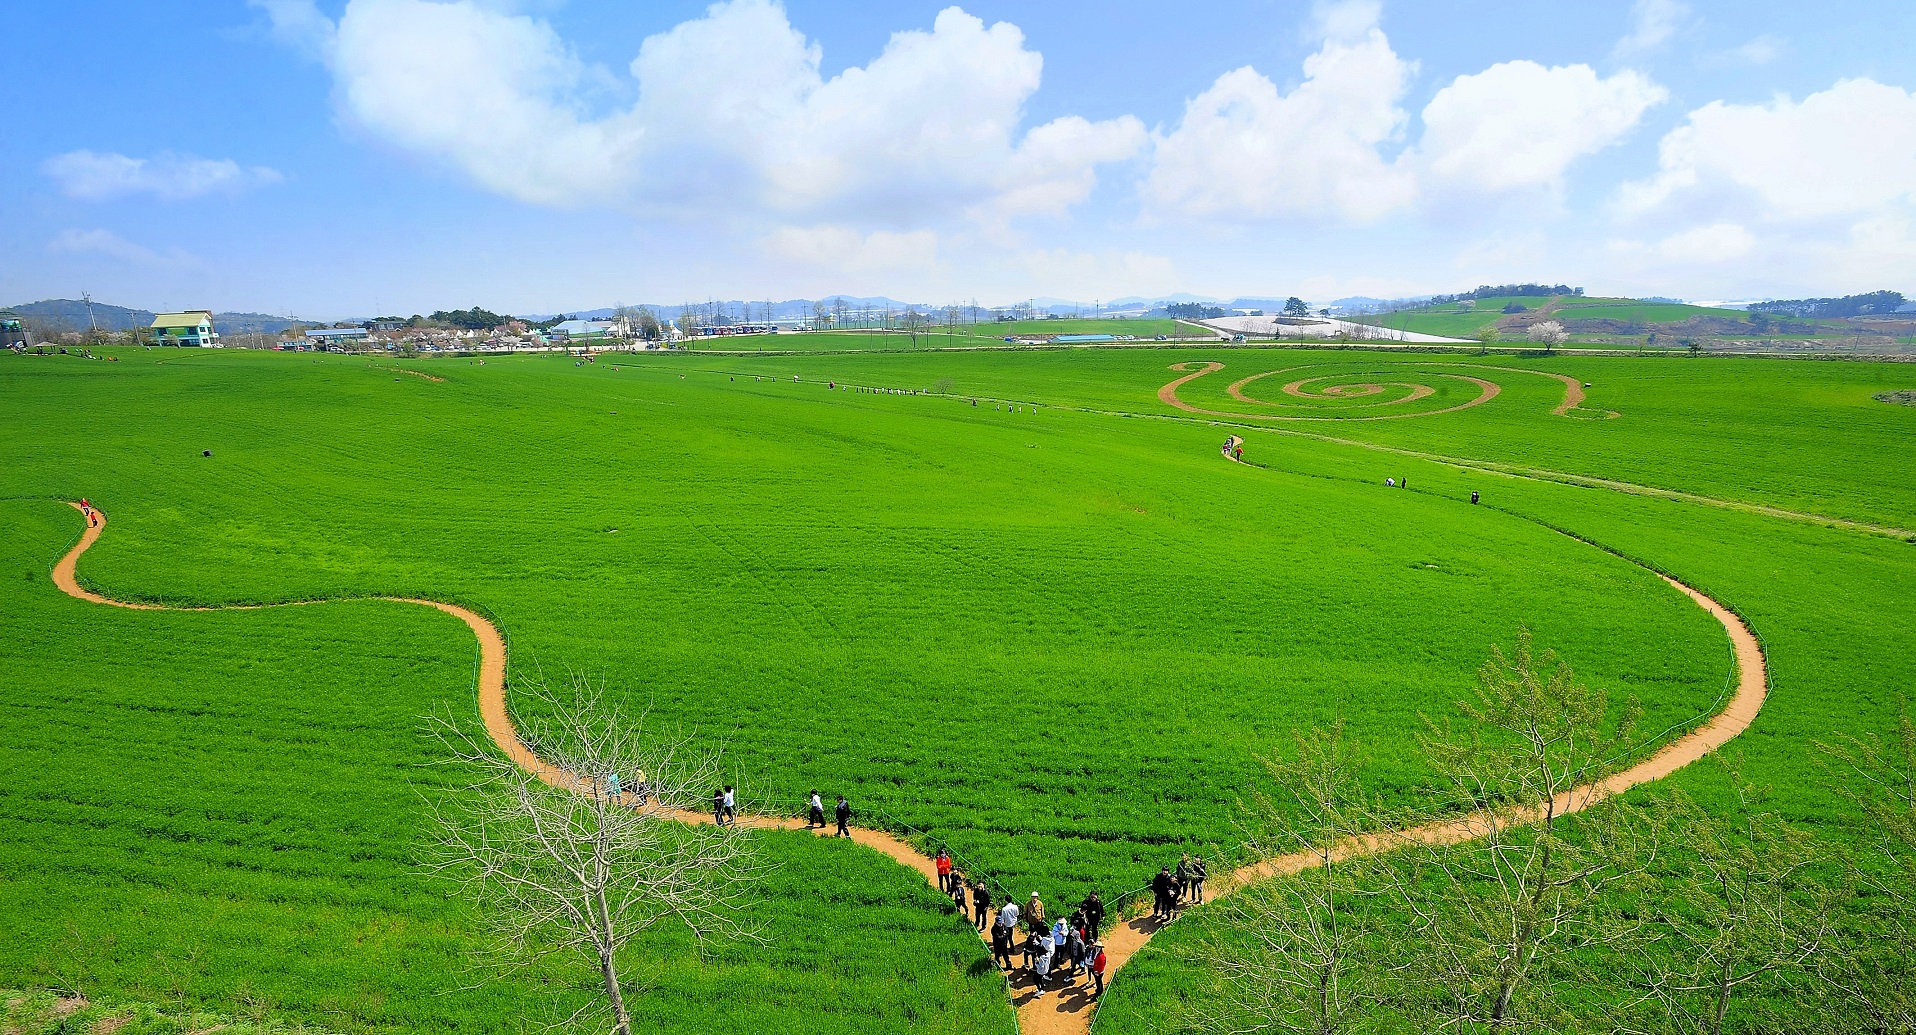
[949,871,968,911]
[604,771,622,801]
[807,790,825,829]
[1031,928,1054,998]
[972,880,992,930]
[1175,855,1191,906]
[1082,891,1105,939]
[1089,941,1108,998]
[1152,866,1176,921]
[80,498,97,527]
[834,794,851,837]
[721,785,737,825]
[712,787,726,826]
[1064,918,1085,977]
[1386,477,1395,487]
[1026,892,1046,937]
[935,848,953,893]
[631,769,648,805]
[991,903,1015,969]
[1190,855,1208,903]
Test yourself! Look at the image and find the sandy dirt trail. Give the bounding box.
[52,499,1766,1035]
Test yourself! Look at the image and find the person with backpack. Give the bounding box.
[807,790,825,829]
[972,880,992,930]
[1190,855,1208,903]
[1175,855,1192,907]
[1064,919,1086,979]
[834,794,851,837]
[712,787,726,826]
[949,870,968,911]
[935,848,953,893]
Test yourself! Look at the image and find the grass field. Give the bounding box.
[1352,295,1754,341]
[4,341,1912,1033]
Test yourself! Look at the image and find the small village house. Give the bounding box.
[150,311,217,346]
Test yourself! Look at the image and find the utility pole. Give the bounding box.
[81,291,99,333]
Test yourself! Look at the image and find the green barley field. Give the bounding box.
[3,343,1913,1033]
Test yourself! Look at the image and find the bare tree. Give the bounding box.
[811,299,828,332]
[1621,763,1831,1035]
[1384,630,1653,1033]
[1189,723,1379,1035]
[426,672,764,1035]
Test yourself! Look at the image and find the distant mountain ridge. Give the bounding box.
[6,299,307,336]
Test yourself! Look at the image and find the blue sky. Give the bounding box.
[4,0,1914,317]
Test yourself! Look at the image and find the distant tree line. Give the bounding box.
[1166,302,1229,319]
[1425,284,1584,306]
[1749,290,1905,319]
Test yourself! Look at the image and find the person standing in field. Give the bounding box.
[1082,891,1105,939]
[972,880,992,930]
[935,848,953,893]
[1089,941,1107,998]
[834,794,851,837]
[721,785,737,825]
[807,789,825,829]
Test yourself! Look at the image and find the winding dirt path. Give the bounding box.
[50,499,1767,1035]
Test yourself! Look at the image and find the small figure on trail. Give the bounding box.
[808,789,825,829]
[605,771,622,801]
[1401,477,1408,489]
[721,785,737,825]
[1031,928,1054,998]
[80,498,97,527]
[991,903,1015,969]
[973,880,993,930]
[1471,491,1480,505]
[1064,917,1085,976]
[1090,941,1107,998]
[1026,891,1046,935]
[950,871,968,911]
[829,381,836,389]
[1082,890,1105,939]
[1189,854,1207,903]
[1233,446,1243,461]
[1175,854,1192,906]
[1152,866,1176,921]
[834,794,851,837]
[712,787,726,826]
[1386,477,1395,487]
[972,398,978,406]
[632,769,649,805]
[935,848,953,893]
[999,897,1021,933]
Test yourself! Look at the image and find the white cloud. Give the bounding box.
[762,225,942,279]
[1656,222,1756,263]
[44,151,283,201]
[249,0,336,61]
[47,228,199,268]
[1614,0,1689,59]
[1618,78,1916,220]
[1143,3,1418,223]
[1724,36,1784,66]
[1420,62,1666,192]
[275,0,1143,226]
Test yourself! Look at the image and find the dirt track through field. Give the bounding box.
[50,497,1767,1035]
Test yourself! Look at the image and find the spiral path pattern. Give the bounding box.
[49,492,1760,1035]
[1162,361,1617,421]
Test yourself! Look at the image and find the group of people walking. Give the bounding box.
[1151,853,1207,921]
[805,789,853,837]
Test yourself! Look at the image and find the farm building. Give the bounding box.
[150,311,217,346]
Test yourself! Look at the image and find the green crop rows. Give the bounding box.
[3,342,1911,1033]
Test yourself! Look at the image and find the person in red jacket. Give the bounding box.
[935,848,953,893]
[1090,941,1107,998]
